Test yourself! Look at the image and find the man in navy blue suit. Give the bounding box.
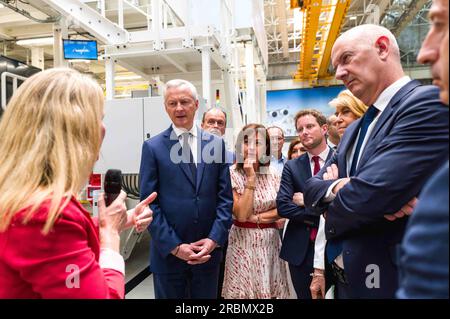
[397,0,449,299]
[304,24,449,298]
[139,79,233,299]
[276,109,334,299]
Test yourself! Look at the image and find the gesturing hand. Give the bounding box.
[123,192,157,232]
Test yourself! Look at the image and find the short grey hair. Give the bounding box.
[163,79,199,101]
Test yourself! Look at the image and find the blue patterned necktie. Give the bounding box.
[349,105,379,176]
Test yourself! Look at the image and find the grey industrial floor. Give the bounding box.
[124,230,155,299]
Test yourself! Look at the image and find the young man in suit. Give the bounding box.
[276,109,334,299]
[139,79,233,299]
[304,24,449,298]
[397,0,449,299]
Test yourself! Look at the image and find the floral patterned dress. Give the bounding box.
[221,165,293,299]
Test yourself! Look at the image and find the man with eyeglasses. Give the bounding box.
[201,108,235,165]
[267,126,287,176]
[139,79,233,299]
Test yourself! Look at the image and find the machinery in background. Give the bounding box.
[0,55,41,115]
[94,95,207,175]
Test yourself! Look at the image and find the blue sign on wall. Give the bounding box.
[63,40,98,60]
[266,86,345,137]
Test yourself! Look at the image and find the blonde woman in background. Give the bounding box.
[0,68,156,299]
[329,90,368,138]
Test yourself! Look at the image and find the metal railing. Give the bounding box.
[1,72,28,110]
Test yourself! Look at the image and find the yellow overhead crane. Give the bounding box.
[291,0,351,86]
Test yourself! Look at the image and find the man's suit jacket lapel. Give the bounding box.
[325,146,334,162]
[298,154,312,182]
[358,80,421,169]
[163,126,196,188]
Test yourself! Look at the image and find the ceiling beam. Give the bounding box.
[161,54,189,73]
[40,0,128,44]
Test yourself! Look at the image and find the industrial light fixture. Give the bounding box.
[349,16,357,20]
[70,59,92,63]
[16,37,54,47]
[114,75,143,81]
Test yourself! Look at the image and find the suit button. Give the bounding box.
[328,228,336,235]
[345,251,350,255]
[194,219,198,224]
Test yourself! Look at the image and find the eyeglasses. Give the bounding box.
[166,98,195,108]
[206,119,226,127]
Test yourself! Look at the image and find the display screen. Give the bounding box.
[63,39,98,60]
[266,86,346,137]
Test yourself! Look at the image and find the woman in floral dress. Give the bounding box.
[222,123,293,299]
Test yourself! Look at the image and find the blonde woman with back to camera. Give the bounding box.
[0,68,156,299]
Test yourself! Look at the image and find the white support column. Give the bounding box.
[163,3,168,29]
[53,18,68,68]
[202,47,212,109]
[118,0,124,28]
[245,42,256,123]
[99,0,106,17]
[152,0,162,50]
[183,0,193,48]
[257,82,267,124]
[105,57,116,100]
[31,47,45,70]
[147,2,152,30]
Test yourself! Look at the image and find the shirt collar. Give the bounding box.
[373,76,411,113]
[172,124,198,138]
[307,146,331,163]
[271,154,286,164]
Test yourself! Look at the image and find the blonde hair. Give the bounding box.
[0,68,104,234]
[329,90,368,118]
